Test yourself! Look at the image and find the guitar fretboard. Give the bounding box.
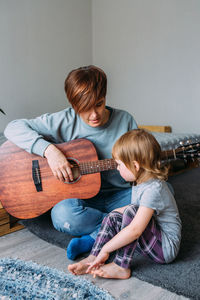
[80,159,117,175]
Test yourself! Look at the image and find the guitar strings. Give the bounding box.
[33,141,200,178]
[32,159,117,177]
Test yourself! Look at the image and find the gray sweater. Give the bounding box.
[4,106,138,192]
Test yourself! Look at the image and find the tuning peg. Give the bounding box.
[179,141,185,150]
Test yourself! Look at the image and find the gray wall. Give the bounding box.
[1,0,200,133]
[0,0,92,131]
[92,0,200,133]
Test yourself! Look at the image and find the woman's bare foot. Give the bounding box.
[68,255,96,275]
[91,262,131,279]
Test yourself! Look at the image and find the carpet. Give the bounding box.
[21,167,200,300]
[0,258,115,300]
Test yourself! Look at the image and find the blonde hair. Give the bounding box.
[112,129,168,181]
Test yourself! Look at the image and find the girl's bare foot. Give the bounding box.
[68,255,96,275]
[91,262,131,279]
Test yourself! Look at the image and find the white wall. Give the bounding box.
[0,0,92,131]
[92,0,200,133]
[1,0,200,133]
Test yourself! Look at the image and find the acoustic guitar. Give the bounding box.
[0,138,199,219]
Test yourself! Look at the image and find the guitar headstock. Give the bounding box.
[162,138,200,166]
[175,139,200,161]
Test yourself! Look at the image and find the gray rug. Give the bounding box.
[0,258,115,300]
[21,167,200,300]
[1,133,200,299]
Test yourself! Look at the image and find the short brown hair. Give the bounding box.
[64,65,107,113]
[112,129,168,181]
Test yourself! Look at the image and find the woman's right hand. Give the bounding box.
[44,144,73,182]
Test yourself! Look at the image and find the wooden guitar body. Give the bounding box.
[0,139,100,219]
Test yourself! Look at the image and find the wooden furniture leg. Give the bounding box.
[0,201,24,237]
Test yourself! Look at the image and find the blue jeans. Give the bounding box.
[51,188,132,240]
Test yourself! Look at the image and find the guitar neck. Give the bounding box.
[79,142,200,175]
[79,150,187,175]
[79,149,182,175]
[79,159,117,175]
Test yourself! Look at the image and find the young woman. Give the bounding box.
[4,65,137,260]
[68,129,181,279]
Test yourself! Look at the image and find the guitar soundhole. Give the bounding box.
[65,158,81,184]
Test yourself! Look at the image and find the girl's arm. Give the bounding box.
[87,206,154,272]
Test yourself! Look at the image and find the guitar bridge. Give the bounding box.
[32,160,42,192]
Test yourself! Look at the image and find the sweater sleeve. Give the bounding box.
[129,114,138,130]
[4,108,75,156]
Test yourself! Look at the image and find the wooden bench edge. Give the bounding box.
[138,125,172,133]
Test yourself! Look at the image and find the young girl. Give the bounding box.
[68,129,182,279]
